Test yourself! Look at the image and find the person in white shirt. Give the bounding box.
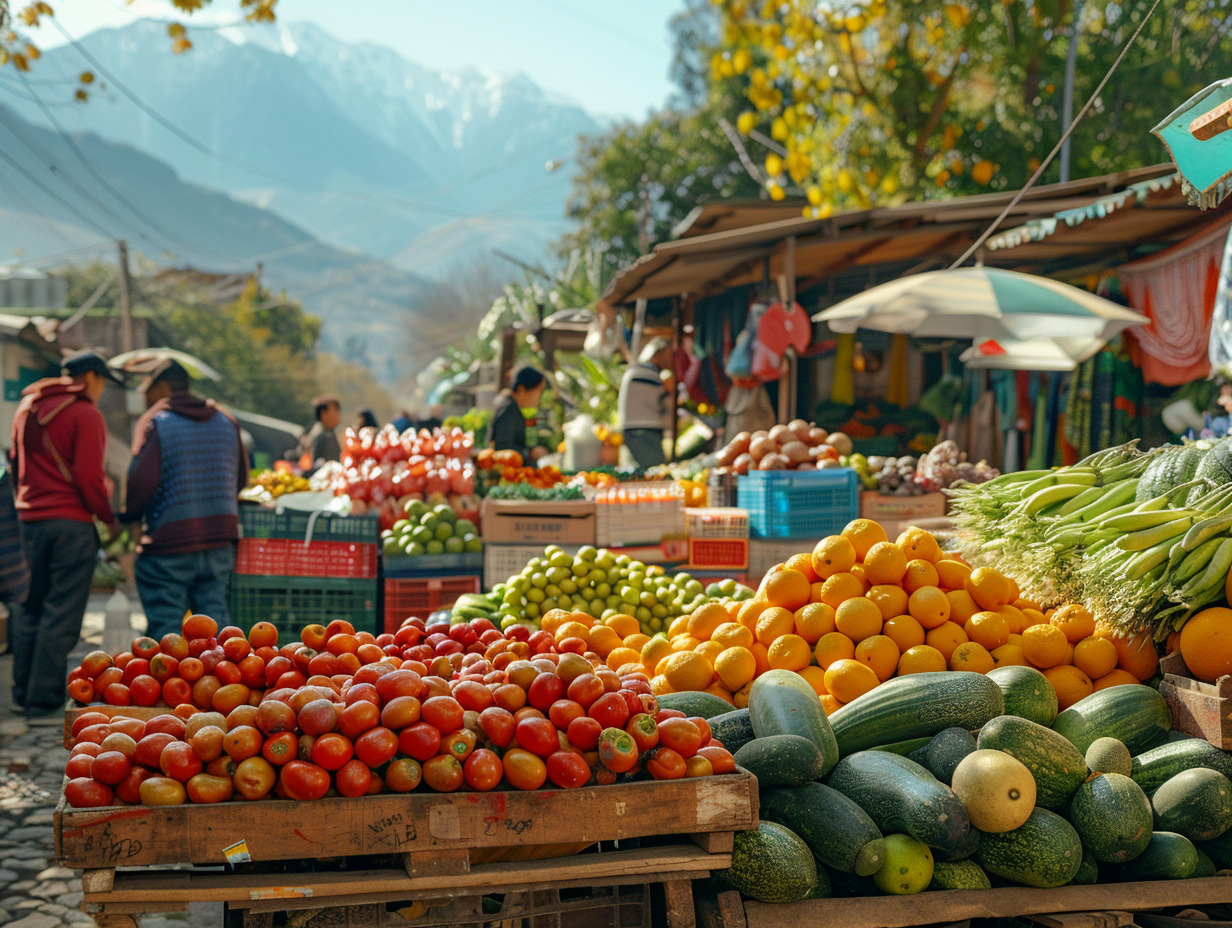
[619,337,674,468]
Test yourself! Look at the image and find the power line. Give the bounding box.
[0,138,115,239]
[0,169,79,249]
[13,68,219,257]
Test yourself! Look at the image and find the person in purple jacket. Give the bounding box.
[122,360,248,640]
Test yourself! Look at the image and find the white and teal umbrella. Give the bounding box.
[958,335,1108,372]
[812,267,1148,343]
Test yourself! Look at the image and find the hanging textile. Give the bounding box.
[1210,222,1232,372]
[831,333,856,404]
[1119,216,1232,385]
[1064,358,1094,460]
[1027,376,1049,470]
[885,334,910,406]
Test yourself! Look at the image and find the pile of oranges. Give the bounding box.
[535,519,1161,715]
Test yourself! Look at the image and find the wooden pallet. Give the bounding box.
[696,876,1232,928]
[82,843,716,928]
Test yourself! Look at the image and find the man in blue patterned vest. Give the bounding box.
[122,360,248,640]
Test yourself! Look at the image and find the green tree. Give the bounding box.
[711,0,1232,214]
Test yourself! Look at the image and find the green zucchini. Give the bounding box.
[1068,850,1099,886]
[1131,738,1232,792]
[1152,768,1232,842]
[869,736,933,756]
[733,734,827,787]
[1067,773,1153,863]
[1104,832,1199,882]
[931,825,983,863]
[761,783,886,876]
[828,671,1004,756]
[709,708,756,754]
[1052,684,1170,754]
[976,808,1083,888]
[987,665,1059,726]
[976,715,1088,809]
[1195,847,1217,878]
[657,691,736,719]
[928,859,991,891]
[825,750,971,854]
[719,822,818,903]
[748,669,839,776]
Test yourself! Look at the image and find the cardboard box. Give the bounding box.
[480,499,596,546]
[860,491,948,537]
[1159,652,1232,749]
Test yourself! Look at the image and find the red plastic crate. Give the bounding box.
[688,537,749,570]
[383,574,481,634]
[235,538,379,579]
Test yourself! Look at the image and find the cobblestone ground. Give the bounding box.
[0,595,223,928]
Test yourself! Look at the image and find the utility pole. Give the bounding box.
[1059,0,1087,183]
[116,239,134,353]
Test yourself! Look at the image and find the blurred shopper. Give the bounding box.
[490,366,548,463]
[8,350,121,722]
[356,409,379,430]
[123,360,247,641]
[619,337,674,468]
[301,394,341,470]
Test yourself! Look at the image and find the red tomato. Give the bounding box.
[646,747,687,780]
[188,727,225,763]
[146,714,187,738]
[247,621,278,649]
[546,751,590,789]
[597,728,639,774]
[64,754,95,779]
[70,742,104,757]
[262,732,299,766]
[515,717,559,758]
[685,755,714,778]
[384,757,423,793]
[100,731,138,759]
[527,672,565,712]
[214,660,242,686]
[493,683,527,712]
[343,682,380,707]
[255,701,296,735]
[421,754,464,792]
[182,614,218,639]
[76,723,112,745]
[233,756,276,800]
[657,718,703,759]
[687,717,713,746]
[463,748,503,791]
[115,766,154,804]
[398,722,441,762]
[134,732,177,768]
[310,733,354,771]
[441,729,477,762]
[453,680,494,712]
[625,714,659,753]
[696,746,736,774]
[160,741,204,781]
[279,760,331,801]
[297,699,339,736]
[654,708,686,724]
[221,726,261,761]
[502,748,547,790]
[478,707,516,750]
[334,759,373,798]
[588,692,630,729]
[131,636,161,660]
[161,678,192,708]
[354,727,399,768]
[566,673,605,709]
[71,710,110,737]
[338,700,381,740]
[64,778,114,808]
[421,696,464,733]
[186,773,233,804]
[79,650,114,678]
[566,716,603,752]
[375,669,426,702]
[67,678,94,705]
[103,683,132,706]
[379,696,421,731]
[548,699,585,730]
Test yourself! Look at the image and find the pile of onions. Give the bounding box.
[715,420,854,475]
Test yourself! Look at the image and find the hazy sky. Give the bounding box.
[29,0,689,119]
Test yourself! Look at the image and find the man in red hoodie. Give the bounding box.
[9,350,121,721]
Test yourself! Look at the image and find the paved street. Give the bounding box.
[0,594,223,928]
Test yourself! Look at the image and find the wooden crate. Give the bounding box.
[80,843,718,928]
[57,770,757,869]
[858,491,948,539]
[696,876,1232,928]
[1159,652,1232,749]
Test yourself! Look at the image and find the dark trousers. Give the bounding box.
[623,428,666,468]
[11,519,98,714]
[136,545,235,641]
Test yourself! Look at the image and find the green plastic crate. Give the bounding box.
[239,505,379,544]
[229,574,378,643]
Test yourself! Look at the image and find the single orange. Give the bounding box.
[965,567,1014,611]
[863,542,908,585]
[818,572,867,609]
[688,602,733,640]
[1051,604,1096,644]
[842,518,889,560]
[908,586,951,629]
[935,558,972,591]
[1043,664,1093,710]
[950,641,995,674]
[925,621,968,662]
[882,614,926,652]
[1072,635,1118,680]
[814,631,856,669]
[797,665,829,697]
[855,635,900,682]
[783,552,821,583]
[868,584,910,621]
[1092,668,1139,691]
[947,589,981,625]
[903,559,940,593]
[897,527,941,563]
[755,606,796,647]
[991,644,1028,667]
[767,634,812,672]
[793,602,837,643]
[897,644,948,675]
[835,597,884,643]
[966,610,1010,650]
[764,568,813,611]
[1112,631,1160,681]
[812,535,857,580]
[1021,623,1068,669]
[1179,607,1232,683]
[824,659,881,703]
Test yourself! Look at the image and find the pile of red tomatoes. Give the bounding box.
[63,614,735,808]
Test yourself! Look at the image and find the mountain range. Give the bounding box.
[0,20,604,382]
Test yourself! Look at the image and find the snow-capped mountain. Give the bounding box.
[4,19,601,271]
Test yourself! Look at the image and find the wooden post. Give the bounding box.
[776,236,798,424]
[116,240,134,353]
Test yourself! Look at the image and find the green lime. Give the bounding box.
[526,587,545,604]
[444,536,465,554]
[434,504,457,524]
[426,540,445,555]
[455,519,477,537]
[576,545,598,561]
[382,538,402,556]
[465,537,483,553]
[434,523,454,541]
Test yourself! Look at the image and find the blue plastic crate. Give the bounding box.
[737,469,860,540]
